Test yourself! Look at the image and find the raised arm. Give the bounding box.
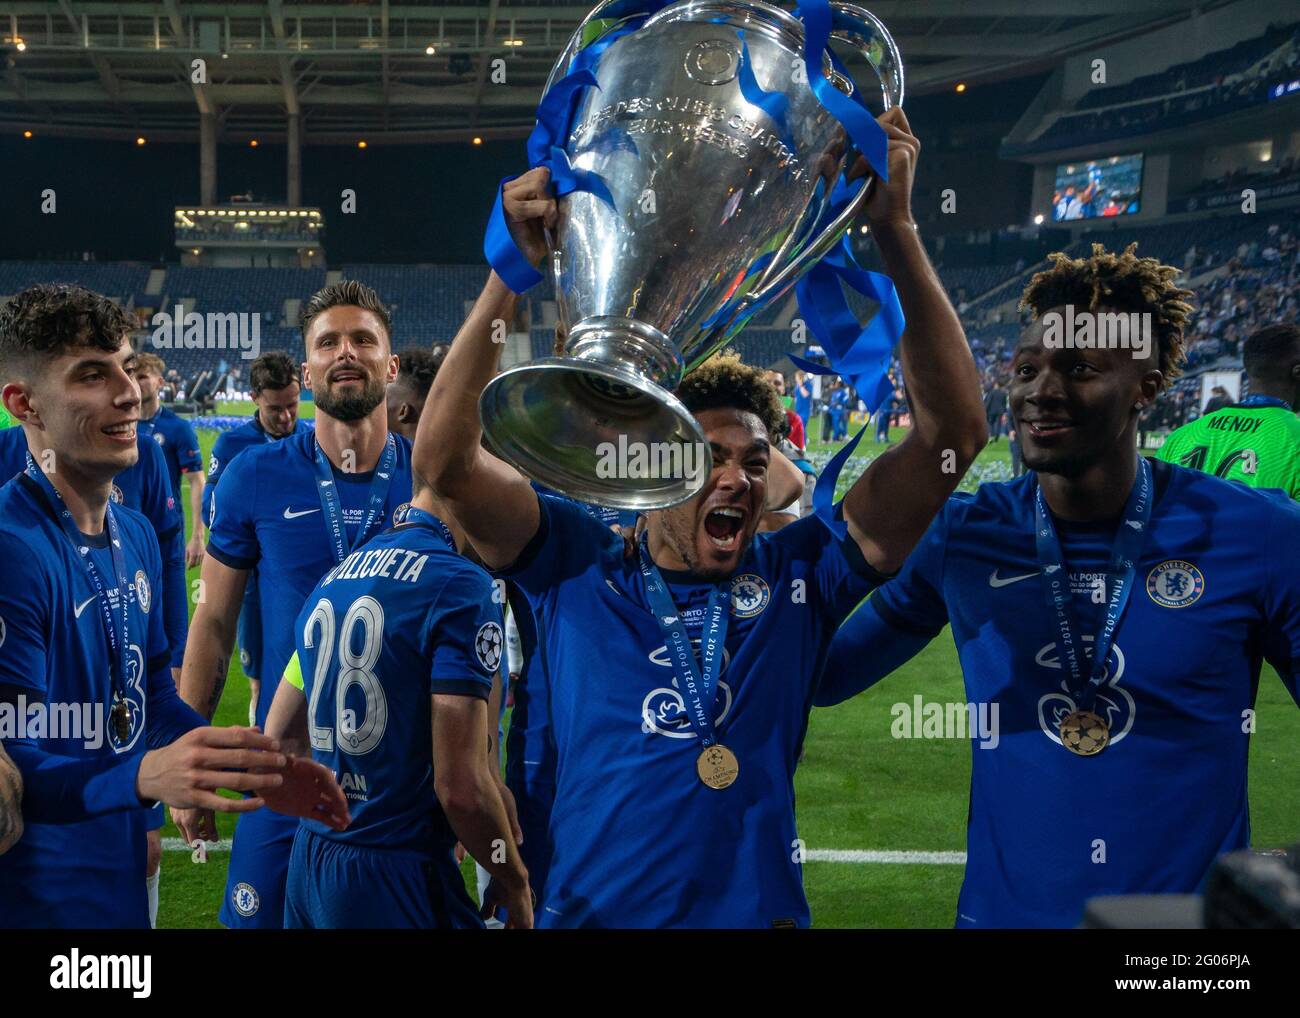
[841,108,987,574]
[414,171,562,570]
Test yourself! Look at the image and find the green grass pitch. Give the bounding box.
[155,410,1300,928]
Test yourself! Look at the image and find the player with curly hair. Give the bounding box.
[816,243,1300,927]
[414,107,989,928]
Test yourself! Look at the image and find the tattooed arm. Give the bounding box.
[0,741,23,856]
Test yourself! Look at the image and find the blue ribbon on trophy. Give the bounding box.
[481,0,907,529]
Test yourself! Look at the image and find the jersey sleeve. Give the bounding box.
[203,431,234,528]
[814,601,937,707]
[206,449,261,570]
[423,565,505,700]
[137,522,205,747]
[159,524,188,669]
[1261,499,1300,705]
[137,438,182,542]
[0,533,148,822]
[765,511,893,626]
[131,513,173,680]
[0,533,51,692]
[175,417,203,475]
[869,497,959,637]
[493,492,620,600]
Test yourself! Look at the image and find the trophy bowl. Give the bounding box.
[480,0,903,509]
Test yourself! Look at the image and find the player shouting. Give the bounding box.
[416,107,988,927]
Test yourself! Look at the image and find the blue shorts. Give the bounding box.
[284,827,482,929]
[147,802,164,831]
[236,572,262,681]
[219,806,297,929]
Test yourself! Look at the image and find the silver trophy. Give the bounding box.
[480,0,903,509]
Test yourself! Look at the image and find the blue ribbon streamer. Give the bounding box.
[795,239,902,412]
[526,68,601,168]
[810,419,870,539]
[483,176,543,293]
[549,146,618,212]
[797,0,890,182]
[737,31,794,151]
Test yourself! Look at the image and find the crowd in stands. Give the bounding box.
[1011,22,1300,153]
[1,198,1295,451]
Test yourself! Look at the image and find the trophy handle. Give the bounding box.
[742,2,905,308]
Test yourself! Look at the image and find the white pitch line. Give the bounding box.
[162,838,230,853]
[163,840,964,863]
[806,850,966,864]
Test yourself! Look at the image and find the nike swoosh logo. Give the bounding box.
[283,507,321,520]
[73,596,97,618]
[988,569,1039,588]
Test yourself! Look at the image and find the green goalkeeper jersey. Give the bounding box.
[1155,396,1300,499]
[0,405,12,429]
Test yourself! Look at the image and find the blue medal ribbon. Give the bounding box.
[312,434,398,564]
[636,536,730,749]
[1032,457,1153,711]
[24,456,131,707]
[392,503,457,552]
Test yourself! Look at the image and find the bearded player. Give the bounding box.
[203,351,312,723]
[177,281,416,929]
[815,245,1300,927]
[417,107,988,927]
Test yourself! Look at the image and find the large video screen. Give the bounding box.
[1052,154,1144,221]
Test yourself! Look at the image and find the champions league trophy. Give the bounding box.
[480,0,904,509]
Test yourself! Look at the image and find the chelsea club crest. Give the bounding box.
[133,570,151,614]
[730,573,770,618]
[1146,560,1204,608]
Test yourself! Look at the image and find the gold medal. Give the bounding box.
[111,699,131,744]
[696,743,740,789]
[1059,709,1109,756]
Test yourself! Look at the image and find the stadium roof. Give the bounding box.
[0,0,1225,143]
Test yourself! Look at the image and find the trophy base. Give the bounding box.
[479,358,713,511]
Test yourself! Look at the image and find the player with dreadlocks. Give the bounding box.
[815,243,1300,928]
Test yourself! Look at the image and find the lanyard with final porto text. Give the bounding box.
[1033,456,1152,756]
[312,433,397,564]
[23,455,134,744]
[636,535,740,789]
[392,503,456,552]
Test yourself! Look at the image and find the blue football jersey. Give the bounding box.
[293,518,503,854]
[206,429,414,726]
[505,484,634,897]
[0,474,206,927]
[138,406,202,504]
[499,493,884,928]
[203,416,313,528]
[865,459,1300,928]
[0,427,187,666]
